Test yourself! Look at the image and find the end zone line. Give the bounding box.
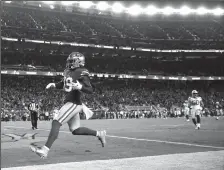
[4,126,224,150]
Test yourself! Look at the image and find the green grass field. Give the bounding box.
[1,117,224,170]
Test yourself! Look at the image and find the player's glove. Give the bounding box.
[46,83,56,89]
[72,80,82,90]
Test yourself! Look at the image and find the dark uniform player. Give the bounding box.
[28,100,39,130]
[30,52,106,159]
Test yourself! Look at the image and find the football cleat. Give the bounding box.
[195,124,200,130]
[97,130,106,147]
[30,145,48,159]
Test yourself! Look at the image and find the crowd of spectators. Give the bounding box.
[2,5,224,49]
[1,75,224,121]
[2,41,224,76]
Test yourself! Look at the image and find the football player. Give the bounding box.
[30,52,106,159]
[183,100,190,121]
[188,90,204,129]
[215,102,222,120]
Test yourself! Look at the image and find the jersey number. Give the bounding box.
[64,77,73,92]
[192,100,200,105]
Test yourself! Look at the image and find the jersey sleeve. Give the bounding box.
[80,70,93,94]
[80,69,90,77]
[55,79,64,89]
[187,97,191,103]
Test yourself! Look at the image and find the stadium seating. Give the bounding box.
[1,75,224,119]
[2,40,224,76]
[2,5,224,49]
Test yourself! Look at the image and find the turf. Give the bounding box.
[1,117,224,168]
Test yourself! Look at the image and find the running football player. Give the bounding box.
[30,52,106,159]
[188,90,204,129]
[183,100,190,121]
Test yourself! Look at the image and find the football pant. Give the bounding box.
[55,102,82,127]
[190,108,201,118]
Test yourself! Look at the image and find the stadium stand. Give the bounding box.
[1,75,224,120]
[1,4,224,49]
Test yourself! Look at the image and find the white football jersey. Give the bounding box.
[188,96,202,109]
[183,102,189,108]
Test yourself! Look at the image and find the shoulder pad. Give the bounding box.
[81,69,90,76]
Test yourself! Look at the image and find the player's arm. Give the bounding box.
[46,79,63,89]
[71,70,93,94]
[200,99,204,109]
[78,75,93,94]
[187,97,192,108]
[55,79,64,89]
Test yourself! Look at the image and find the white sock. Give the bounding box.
[96,131,100,137]
[42,146,50,152]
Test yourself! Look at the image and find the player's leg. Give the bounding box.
[30,112,35,130]
[216,109,220,120]
[30,102,77,158]
[68,113,106,147]
[185,109,190,121]
[184,110,187,120]
[191,109,197,128]
[34,112,38,129]
[186,114,190,121]
[195,109,201,129]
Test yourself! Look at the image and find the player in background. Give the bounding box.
[30,52,106,159]
[183,100,190,121]
[215,102,222,120]
[162,107,168,119]
[188,90,204,129]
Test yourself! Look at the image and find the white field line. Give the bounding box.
[4,126,224,149]
[2,150,224,170]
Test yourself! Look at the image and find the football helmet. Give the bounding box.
[66,52,85,69]
[192,90,198,98]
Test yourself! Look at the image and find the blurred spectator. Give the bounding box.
[1,75,224,120]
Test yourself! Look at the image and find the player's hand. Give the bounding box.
[46,83,56,89]
[72,80,82,90]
